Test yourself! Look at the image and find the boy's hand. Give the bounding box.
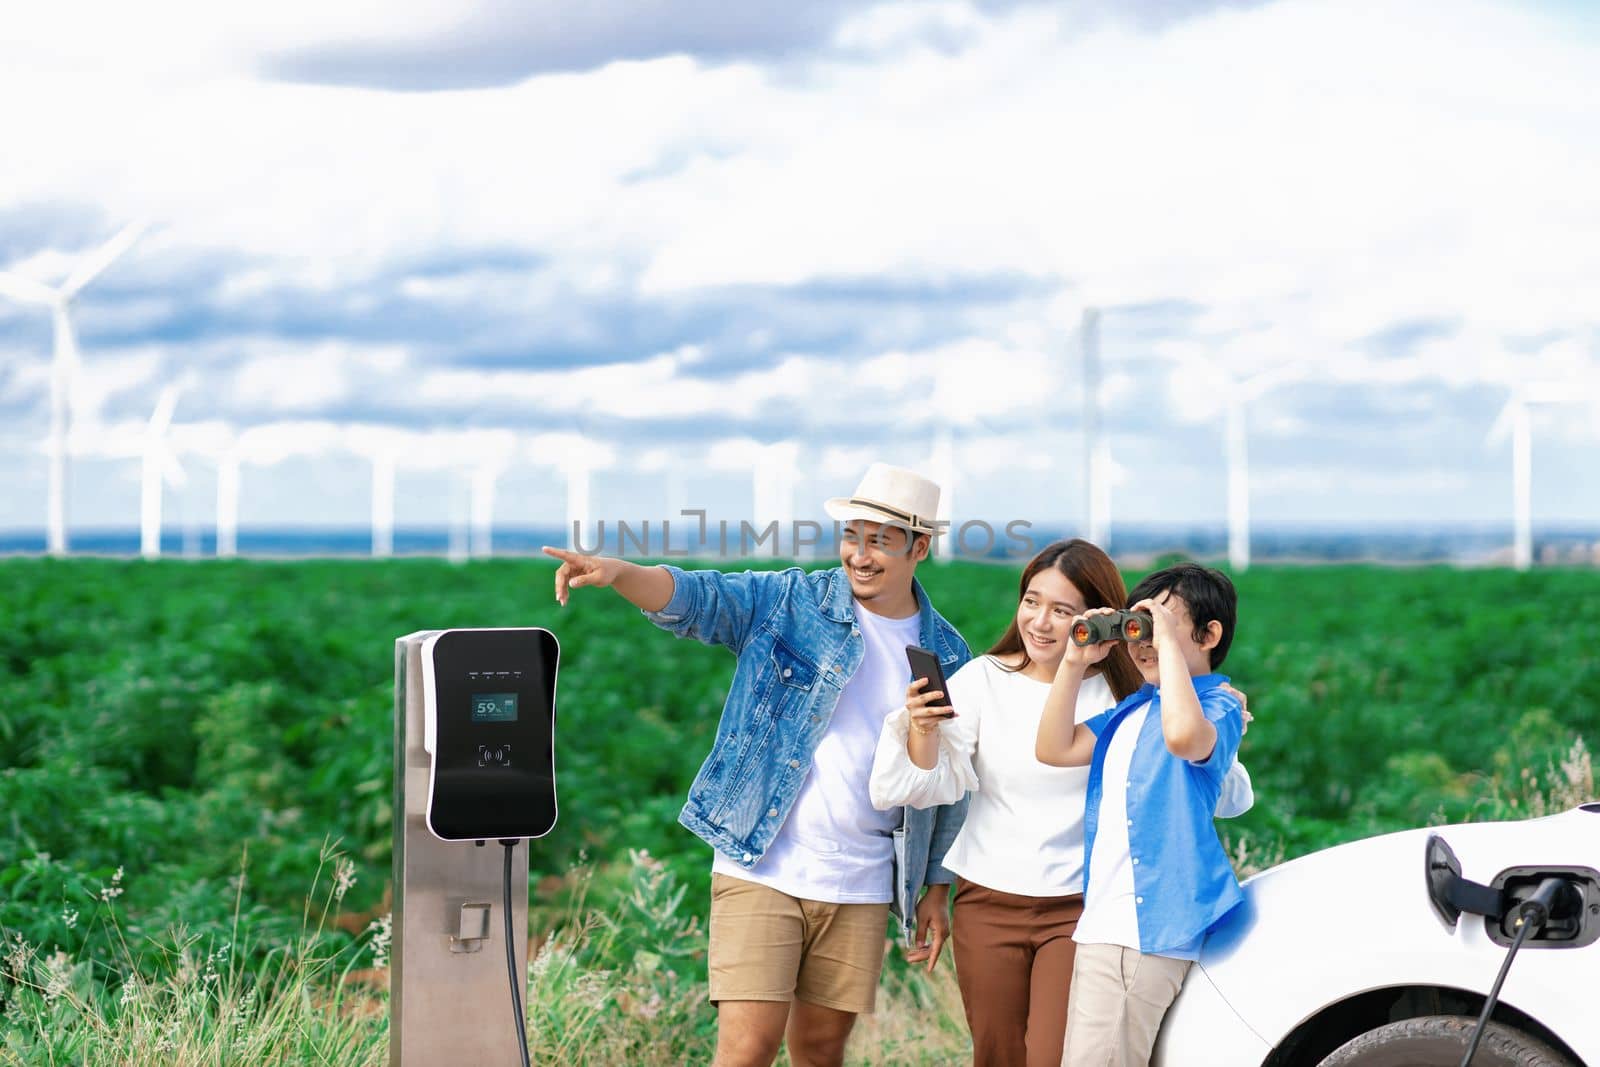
[1131,595,1181,651]
[1060,607,1118,673]
[905,676,955,734]
[541,546,626,606]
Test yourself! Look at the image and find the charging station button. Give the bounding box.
[477,745,513,767]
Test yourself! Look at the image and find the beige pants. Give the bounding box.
[1060,943,1190,1067]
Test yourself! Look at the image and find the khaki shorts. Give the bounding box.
[708,873,890,1015]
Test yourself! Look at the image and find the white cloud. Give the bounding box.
[1,0,1598,531]
[416,350,814,419]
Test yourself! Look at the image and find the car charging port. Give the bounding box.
[1486,866,1600,949]
[1460,873,1590,1067]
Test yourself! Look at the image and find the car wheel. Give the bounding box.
[1316,1015,1576,1067]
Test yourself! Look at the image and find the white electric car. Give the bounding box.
[1153,803,1600,1067]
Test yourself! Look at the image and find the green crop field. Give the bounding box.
[1,557,1596,1064]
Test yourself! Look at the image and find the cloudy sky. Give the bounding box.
[1,0,1597,539]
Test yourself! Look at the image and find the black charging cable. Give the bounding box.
[501,839,531,1067]
[1459,876,1570,1067]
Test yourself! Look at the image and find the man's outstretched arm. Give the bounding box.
[541,546,768,652]
[542,546,675,612]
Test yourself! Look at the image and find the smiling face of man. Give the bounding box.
[838,519,927,617]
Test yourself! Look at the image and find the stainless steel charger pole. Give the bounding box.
[390,631,530,1065]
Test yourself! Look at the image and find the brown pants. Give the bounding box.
[952,878,1085,1067]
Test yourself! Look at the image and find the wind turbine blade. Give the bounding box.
[163,453,188,489]
[61,220,149,300]
[148,386,181,436]
[54,305,82,376]
[1485,397,1517,447]
[1522,382,1569,407]
[0,271,59,306]
[1238,364,1303,403]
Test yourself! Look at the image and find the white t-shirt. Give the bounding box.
[1072,702,1148,949]
[868,655,1114,896]
[712,603,918,903]
[1073,703,1208,959]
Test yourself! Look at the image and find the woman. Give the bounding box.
[869,540,1252,1067]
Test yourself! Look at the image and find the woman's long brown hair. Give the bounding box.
[986,538,1142,701]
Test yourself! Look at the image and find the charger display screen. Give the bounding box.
[471,692,518,723]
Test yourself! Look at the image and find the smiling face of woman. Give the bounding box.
[1014,566,1087,674]
[984,538,1142,700]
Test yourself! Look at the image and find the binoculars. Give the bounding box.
[1070,611,1154,646]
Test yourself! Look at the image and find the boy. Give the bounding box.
[1034,562,1245,1067]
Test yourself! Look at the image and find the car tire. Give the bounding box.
[1316,1015,1576,1067]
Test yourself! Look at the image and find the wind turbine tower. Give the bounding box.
[1222,366,1301,572]
[1487,383,1568,571]
[0,221,149,555]
[1081,308,1111,549]
[928,425,955,563]
[345,426,401,558]
[565,450,592,552]
[371,454,396,558]
[216,449,240,557]
[524,432,613,553]
[753,441,800,558]
[141,386,187,560]
[470,458,511,560]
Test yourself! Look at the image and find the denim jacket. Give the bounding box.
[644,564,971,937]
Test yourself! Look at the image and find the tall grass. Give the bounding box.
[4,730,1589,1065]
[1,841,385,1066]
[0,846,973,1065]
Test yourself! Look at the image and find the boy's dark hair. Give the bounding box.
[1127,562,1237,668]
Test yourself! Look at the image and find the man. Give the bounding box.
[542,463,970,1067]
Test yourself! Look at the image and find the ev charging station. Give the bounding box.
[392,628,559,1066]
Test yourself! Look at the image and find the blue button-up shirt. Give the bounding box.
[1081,674,1246,956]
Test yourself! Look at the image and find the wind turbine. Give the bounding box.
[371,453,396,558]
[0,221,149,555]
[345,425,403,558]
[1222,367,1301,572]
[1487,383,1568,571]
[1168,357,1301,572]
[753,441,800,558]
[217,445,241,558]
[926,425,956,563]
[464,430,516,560]
[926,350,1010,563]
[234,419,345,553]
[637,447,685,554]
[527,432,615,553]
[168,419,239,558]
[565,448,592,552]
[926,349,1052,562]
[1080,308,1112,549]
[141,386,187,560]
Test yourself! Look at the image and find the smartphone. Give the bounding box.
[904,646,956,719]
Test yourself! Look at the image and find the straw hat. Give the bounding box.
[823,463,941,535]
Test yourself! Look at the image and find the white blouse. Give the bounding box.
[868,654,1255,898]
